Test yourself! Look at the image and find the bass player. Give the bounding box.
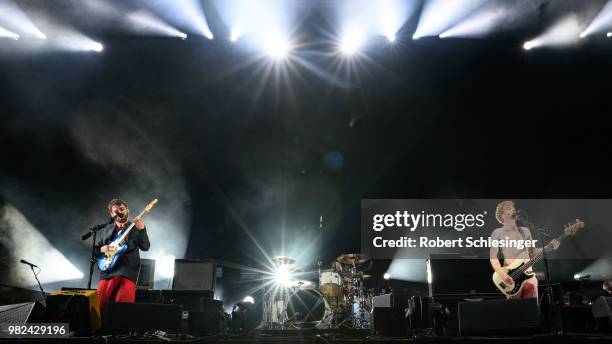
[489,200,559,300]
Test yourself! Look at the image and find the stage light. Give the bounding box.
[0,26,19,40]
[91,42,104,52]
[243,296,255,304]
[523,16,584,50]
[383,272,391,280]
[264,36,291,59]
[274,264,291,286]
[575,257,612,281]
[440,8,504,39]
[607,32,612,38]
[147,0,213,39]
[57,34,106,53]
[334,0,416,50]
[580,0,612,39]
[214,0,298,56]
[339,32,362,55]
[230,27,241,42]
[157,254,176,279]
[413,0,488,39]
[127,10,189,38]
[0,0,46,40]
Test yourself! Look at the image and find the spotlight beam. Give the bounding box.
[0,0,46,39]
[127,10,188,38]
[0,25,19,40]
[581,0,612,38]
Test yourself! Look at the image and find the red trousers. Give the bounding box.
[97,275,136,319]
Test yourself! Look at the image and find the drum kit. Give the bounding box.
[262,253,374,330]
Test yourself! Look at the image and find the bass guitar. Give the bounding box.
[97,199,158,272]
[492,219,585,296]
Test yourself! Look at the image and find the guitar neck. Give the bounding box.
[521,232,568,270]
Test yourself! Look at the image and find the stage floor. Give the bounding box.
[1,330,611,344]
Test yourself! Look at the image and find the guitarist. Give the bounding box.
[95,198,150,319]
[489,201,559,299]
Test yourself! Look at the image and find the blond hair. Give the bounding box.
[495,200,514,224]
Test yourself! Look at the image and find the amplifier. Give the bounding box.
[187,299,224,335]
[458,298,539,336]
[428,255,498,296]
[137,258,156,290]
[372,293,394,308]
[47,289,101,335]
[136,289,162,303]
[173,259,216,291]
[372,308,406,336]
[432,293,504,336]
[592,296,612,332]
[161,290,215,312]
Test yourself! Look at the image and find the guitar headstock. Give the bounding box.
[564,219,585,236]
[144,199,158,213]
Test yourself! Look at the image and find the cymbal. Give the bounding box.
[273,255,296,265]
[336,253,370,265]
[288,279,313,288]
[362,274,372,279]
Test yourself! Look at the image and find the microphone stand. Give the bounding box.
[82,218,114,290]
[23,263,46,305]
[517,211,559,334]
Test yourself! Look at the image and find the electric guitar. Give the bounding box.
[97,199,158,272]
[492,219,585,296]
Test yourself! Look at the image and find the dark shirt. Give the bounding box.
[95,221,150,282]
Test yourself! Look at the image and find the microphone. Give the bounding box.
[20,259,39,268]
[82,217,116,240]
[512,209,523,219]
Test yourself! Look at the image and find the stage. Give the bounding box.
[2,330,611,344]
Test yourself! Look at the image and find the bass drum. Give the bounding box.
[286,289,332,329]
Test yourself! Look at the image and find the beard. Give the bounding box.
[116,212,129,223]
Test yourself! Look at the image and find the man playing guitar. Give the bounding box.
[95,198,150,318]
[489,201,560,299]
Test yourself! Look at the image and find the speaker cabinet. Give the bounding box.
[459,298,539,336]
[136,258,156,290]
[187,299,224,335]
[372,308,406,336]
[172,259,216,291]
[161,290,215,312]
[104,302,182,333]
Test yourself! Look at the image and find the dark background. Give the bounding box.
[1,0,612,292]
